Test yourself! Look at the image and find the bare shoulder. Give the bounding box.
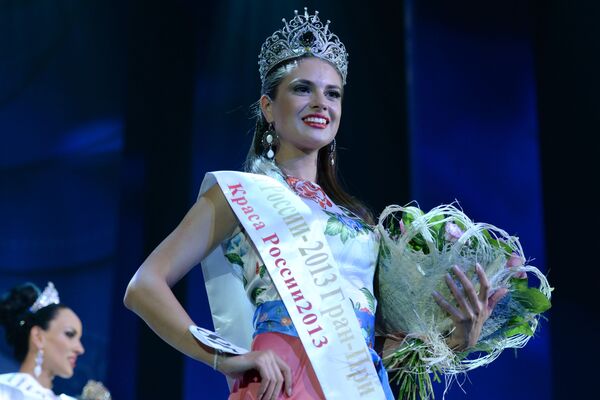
[138,183,240,285]
[179,183,239,259]
[194,183,239,241]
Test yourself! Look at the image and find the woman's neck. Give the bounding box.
[20,357,53,389]
[275,147,319,182]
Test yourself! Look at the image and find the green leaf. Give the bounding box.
[385,218,397,235]
[360,287,376,313]
[259,264,267,278]
[435,221,447,251]
[225,253,244,267]
[510,277,529,292]
[410,234,426,248]
[428,215,445,251]
[505,324,534,337]
[491,316,535,339]
[325,217,343,236]
[379,241,391,260]
[429,214,445,236]
[402,207,423,226]
[503,316,533,337]
[454,219,468,232]
[251,287,266,302]
[512,288,552,313]
[468,342,495,353]
[410,234,430,254]
[340,228,350,244]
[482,229,513,254]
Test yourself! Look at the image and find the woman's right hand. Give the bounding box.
[218,350,293,400]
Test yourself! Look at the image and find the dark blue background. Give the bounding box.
[2,1,595,399]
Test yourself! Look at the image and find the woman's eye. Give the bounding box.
[65,330,76,338]
[327,90,342,99]
[293,85,310,93]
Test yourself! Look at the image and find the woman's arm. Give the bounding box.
[123,184,237,361]
[123,185,292,400]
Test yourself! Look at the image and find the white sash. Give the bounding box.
[200,171,385,399]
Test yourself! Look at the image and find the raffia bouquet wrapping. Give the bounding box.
[79,380,112,400]
[376,203,552,400]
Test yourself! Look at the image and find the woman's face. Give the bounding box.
[262,57,343,156]
[41,308,84,378]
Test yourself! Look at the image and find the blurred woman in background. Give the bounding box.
[0,282,84,400]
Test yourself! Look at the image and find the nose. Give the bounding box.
[75,340,85,355]
[310,91,327,111]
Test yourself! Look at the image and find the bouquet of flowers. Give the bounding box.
[376,202,552,400]
[79,380,112,400]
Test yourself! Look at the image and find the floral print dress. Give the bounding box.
[221,176,379,348]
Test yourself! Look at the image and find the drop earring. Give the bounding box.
[329,138,336,166]
[262,123,277,159]
[34,348,43,378]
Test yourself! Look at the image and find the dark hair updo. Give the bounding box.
[0,283,66,362]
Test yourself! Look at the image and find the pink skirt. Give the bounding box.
[228,332,325,399]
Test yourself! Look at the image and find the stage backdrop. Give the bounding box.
[183,0,549,399]
[404,1,549,398]
[6,0,600,399]
[0,0,124,397]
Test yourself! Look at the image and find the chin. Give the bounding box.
[57,367,74,379]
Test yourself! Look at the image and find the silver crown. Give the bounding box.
[258,8,349,85]
[29,282,60,313]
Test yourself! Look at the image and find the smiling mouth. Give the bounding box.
[302,115,329,128]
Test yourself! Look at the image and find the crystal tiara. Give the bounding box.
[29,282,60,313]
[258,8,349,85]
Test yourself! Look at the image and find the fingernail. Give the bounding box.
[288,388,293,396]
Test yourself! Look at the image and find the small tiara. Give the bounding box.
[29,282,60,313]
[258,8,349,85]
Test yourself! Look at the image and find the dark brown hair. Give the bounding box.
[245,57,374,224]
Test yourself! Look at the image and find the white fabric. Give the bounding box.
[199,173,380,346]
[0,373,76,400]
[198,174,256,388]
[200,171,385,399]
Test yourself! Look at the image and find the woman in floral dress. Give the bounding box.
[124,9,497,400]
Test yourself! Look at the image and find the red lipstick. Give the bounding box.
[302,114,330,129]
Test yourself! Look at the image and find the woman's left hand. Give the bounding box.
[432,263,507,351]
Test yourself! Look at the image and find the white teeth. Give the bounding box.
[303,117,327,124]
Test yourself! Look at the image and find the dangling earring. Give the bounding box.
[328,138,336,166]
[262,123,277,159]
[34,348,43,378]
